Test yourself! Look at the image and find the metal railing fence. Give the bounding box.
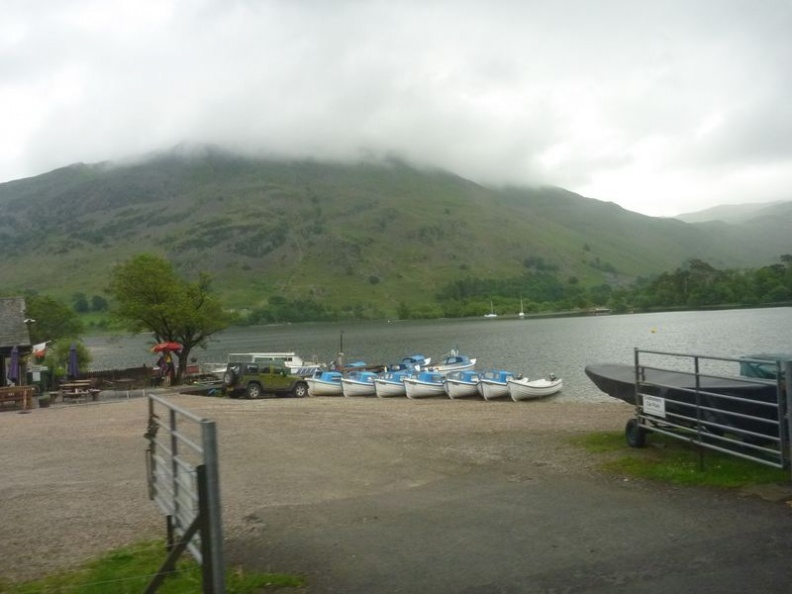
[632,349,792,475]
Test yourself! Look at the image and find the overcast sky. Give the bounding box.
[3,0,791,216]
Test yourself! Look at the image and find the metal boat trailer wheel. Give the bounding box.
[625,418,647,448]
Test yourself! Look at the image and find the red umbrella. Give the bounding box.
[151,342,182,353]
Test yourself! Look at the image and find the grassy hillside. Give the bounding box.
[1,146,790,314]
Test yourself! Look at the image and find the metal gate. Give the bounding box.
[144,394,225,593]
[630,349,792,474]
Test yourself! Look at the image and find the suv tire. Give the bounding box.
[292,382,308,398]
[246,383,263,399]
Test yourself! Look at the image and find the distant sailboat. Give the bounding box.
[484,301,498,318]
[518,298,525,319]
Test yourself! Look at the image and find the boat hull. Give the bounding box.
[508,377,563,401]
[479,380,509,400]
[374,380,406,397]
[404,380,446,399]
[341,379,376,397]
[585,362,780,437]
[433,361,477,375]
[584,363,776,406]
[306,378,343,396]
[444,380,480,399]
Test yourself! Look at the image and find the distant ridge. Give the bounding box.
[676,201,789,224]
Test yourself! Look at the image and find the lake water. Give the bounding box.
[84,307,792,403]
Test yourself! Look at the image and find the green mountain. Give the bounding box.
[1,146,790,313]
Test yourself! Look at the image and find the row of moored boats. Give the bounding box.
[306,350,563,402]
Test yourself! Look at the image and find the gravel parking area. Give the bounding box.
[0,392,630,582]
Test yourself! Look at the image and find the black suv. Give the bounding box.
[223,360,309,399]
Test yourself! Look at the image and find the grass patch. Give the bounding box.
[570,431,790,488]
[0,540,304,594]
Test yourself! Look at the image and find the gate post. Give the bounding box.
[785,361,792,477]
[201,421,225,594]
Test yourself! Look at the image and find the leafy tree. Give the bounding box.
[763,285,790,303]
[617,255,792,311]
[72,292,90,313]
[248,296,336,324]
[107,254,235,383]
[42,340,92,380]
[91,295,109,312]
[25,295,84,344]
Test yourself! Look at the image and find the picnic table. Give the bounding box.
[55,380,101,403]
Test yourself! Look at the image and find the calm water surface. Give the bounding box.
[85,307,792,403]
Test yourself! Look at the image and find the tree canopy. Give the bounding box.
[425,255,792,319]
[107,254,235,382]
[25,295,85,344]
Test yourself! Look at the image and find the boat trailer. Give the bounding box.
[627,349,792,476]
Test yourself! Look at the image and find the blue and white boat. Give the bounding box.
[374,370,412,397]
[444,370,482,399]
[400,354,432,370]
[478,369,516,400]
[507,374,563,401]
[341,370,378,397]
[431,349,477,375]
[306,370,343,396]
[404,371,446,399]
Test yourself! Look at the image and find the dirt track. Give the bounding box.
[6,393,792,593]
[0,393,630,582]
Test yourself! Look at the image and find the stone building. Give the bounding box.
[0,297,32,385]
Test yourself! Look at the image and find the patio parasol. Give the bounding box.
[7,345,20,384]
[151,342,183,353]
[67,343,80,378]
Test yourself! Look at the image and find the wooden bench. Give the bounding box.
[0,386,36,410]
[59,380,101,403]
[109,378,135,398]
